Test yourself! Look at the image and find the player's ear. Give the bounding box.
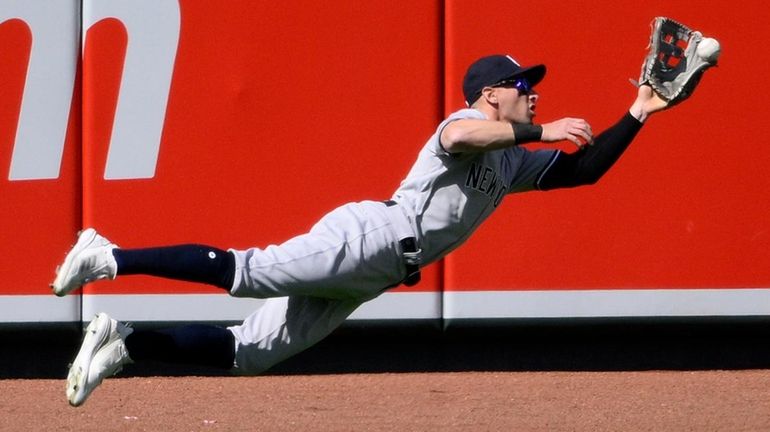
[481,87,498,105]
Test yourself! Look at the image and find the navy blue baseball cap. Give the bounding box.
[462,54,546,106]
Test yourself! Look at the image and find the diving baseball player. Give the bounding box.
[52,20,719,406]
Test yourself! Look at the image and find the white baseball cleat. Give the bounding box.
[52,228,118,297]
[66,313,133,407]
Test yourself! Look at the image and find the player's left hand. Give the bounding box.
[629,85,669,122]
[541,117,594,149]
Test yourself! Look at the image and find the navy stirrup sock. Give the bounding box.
[125,325,235,369]
[112,245,235,290]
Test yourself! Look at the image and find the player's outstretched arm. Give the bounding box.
[536,83,668,149]
[535,86,657,190]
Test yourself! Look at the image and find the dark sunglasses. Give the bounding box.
[492,77,533,95]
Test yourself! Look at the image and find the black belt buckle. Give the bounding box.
[400,237,421,286]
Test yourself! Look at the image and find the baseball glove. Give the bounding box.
[637,17,720,106]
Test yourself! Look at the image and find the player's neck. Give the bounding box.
[471,102,498,121]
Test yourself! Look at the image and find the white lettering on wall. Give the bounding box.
[84,0,180,179]
[3,0,180,181]
[2,0,79,180]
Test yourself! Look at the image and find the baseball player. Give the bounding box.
[53,47,713,406]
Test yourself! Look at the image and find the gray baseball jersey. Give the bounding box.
[227,108,558,373]
[392,108,557,264]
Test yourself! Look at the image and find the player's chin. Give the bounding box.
[520,112,536,124]
[509,111,534,124]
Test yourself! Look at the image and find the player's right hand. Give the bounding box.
[541,117,593,149]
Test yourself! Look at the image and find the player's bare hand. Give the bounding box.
[629,85,669,122]
[540,117,594,149]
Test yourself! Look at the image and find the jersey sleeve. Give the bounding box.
[432,109,487,156]
[508,147,560,193]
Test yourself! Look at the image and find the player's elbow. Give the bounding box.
[537,153,608,190]
[563,170,606,188]
[441,123,492,154]
[577,172,604,186]
[440,125,470,154]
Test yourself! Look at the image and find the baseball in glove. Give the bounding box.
[637,17,720,106]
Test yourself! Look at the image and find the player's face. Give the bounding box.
[492,78,538,124]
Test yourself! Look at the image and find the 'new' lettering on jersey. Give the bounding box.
[392,108,556,264]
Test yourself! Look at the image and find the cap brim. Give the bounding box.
[512,64,546,86]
